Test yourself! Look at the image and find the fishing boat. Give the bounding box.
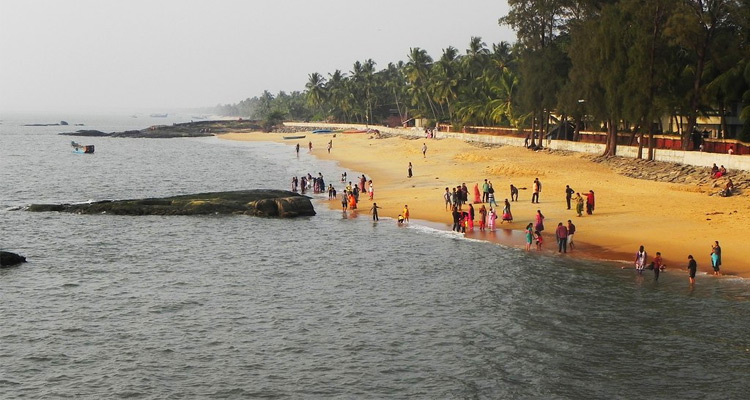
[283,135,306,140]
[150,113,168,118]
[342,129,370,134]
[71,141,95,154]
[312,129,332,134]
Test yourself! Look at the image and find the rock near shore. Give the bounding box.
[26,190,316,218]
[1,251,27,267]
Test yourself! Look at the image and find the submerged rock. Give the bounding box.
[1,251,27,267]
[26,190,316,218]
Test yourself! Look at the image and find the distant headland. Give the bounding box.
[59,119,267,139]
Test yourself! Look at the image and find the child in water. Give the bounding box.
[535,231,543,251]
[397,215,404,225]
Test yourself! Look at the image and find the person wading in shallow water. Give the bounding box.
[370,203,381,221]
[687,255,697,285]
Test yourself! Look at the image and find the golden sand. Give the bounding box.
[219,131,750,277]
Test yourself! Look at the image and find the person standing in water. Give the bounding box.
[567,220,576,250]
[295,143,300,155]
[711,241,722,275]
[555,222,568,253]
[403,205,410,222]
[634,245,647,275]
[525,223,534,251]
[653,252,664,281]
[687,255,697,285]
[370,203,381,221]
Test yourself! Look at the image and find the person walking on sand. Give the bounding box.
[555,222,568,253]
[473,183,481,203]
[586,190,595,215]
[687,255,697,285]
[711,241,722,275]
[565,185,575,210]
[370,203,381,221]
[574,193,584,217]
[422,143,427,158]
[634,245,647,275]
[534,210,545,233]
[482,179,489,203]
[444,187,452,211]
[532,178,541,203]
[308,141,313,152]
[408,162,413,178]
[327,140,332,153]
[653,252,664,281]
[501,199,512,223]
[488,184,498,207]
[368,180,374,200]
[525,223,534,251]
[567,220,576,250]
[478,205,487,231]
[403,205,410,223]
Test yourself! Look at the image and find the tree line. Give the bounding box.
[216,0,750,157]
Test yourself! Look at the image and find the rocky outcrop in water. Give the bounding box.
[26,190,316,218]
[60,120,264,138]
[1,251,27,267]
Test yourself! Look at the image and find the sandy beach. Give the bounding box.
[220,130,750,277]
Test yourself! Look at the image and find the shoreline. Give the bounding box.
[218,130,750,278]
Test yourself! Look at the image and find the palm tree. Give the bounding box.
[405,47,438,122]
[305,73,327,119]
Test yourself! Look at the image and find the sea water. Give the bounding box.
[1,113,749,398]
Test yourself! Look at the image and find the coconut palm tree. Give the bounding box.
[305,72,327,119]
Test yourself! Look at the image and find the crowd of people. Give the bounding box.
[293,140,728,284]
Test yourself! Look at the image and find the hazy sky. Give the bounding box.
[0,0,514,113]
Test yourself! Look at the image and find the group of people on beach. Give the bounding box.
[294,138,732,283]
[633,240,722,285]
[710,163,735,197]
[290,173,326,194]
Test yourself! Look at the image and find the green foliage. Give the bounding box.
[214,0,749,146]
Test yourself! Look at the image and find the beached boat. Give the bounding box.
[342,129,370,134]
[71,141,95,154]
[283,135,306,140]
[312,129,332,134]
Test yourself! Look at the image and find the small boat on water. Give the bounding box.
[71,141,95,154]
[283,135,306,140]
[150,113,168,118]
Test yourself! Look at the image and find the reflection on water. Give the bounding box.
[1,115,749,398]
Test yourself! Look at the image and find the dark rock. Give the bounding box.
[59,120,264,139]
[25,190,315,218]
[1,251,26,267]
